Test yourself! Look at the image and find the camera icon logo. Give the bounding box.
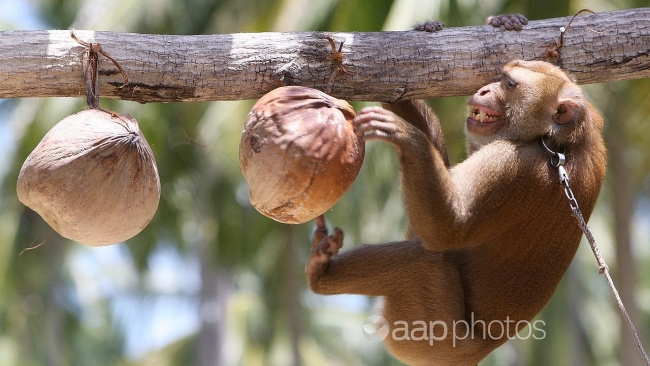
[362,315,390,342]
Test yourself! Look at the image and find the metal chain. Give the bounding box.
[540,137,650,365]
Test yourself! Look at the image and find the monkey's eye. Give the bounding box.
[503,78,518,90]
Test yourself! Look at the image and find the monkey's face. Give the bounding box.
[466,60,597,151]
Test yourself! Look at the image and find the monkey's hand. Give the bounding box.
[413,20,444,32]
[306,216,344,288]
[354,106,428,156]
[486,13,528,30]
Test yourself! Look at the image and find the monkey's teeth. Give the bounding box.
[478,110,487,123]
[469,106,500,123]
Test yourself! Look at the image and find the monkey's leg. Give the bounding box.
[306,217,458,297]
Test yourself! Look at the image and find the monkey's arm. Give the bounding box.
[354,107,519,251]
[381,100,450,167]
[402,138,521,250]
[381,100,451,240]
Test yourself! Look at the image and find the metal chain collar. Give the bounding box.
[539,136,650,365]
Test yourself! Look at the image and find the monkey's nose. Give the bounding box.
[477,86,491,96]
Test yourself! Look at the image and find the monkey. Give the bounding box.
[486,13,528,31]
[305,19,606,366]
[417,14,528,33]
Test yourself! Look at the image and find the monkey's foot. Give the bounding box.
[486,14,528,31]
[306,216,344,283]
[413,21,444,32]
[309,215,343,262]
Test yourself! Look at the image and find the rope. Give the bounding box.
[540,136,649,365]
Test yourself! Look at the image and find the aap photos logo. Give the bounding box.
[360,313,547,347]
[362,315,390,342]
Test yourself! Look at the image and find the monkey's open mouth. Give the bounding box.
[468,105,502,124]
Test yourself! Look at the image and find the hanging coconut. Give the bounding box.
[239,86,365,224]
[17,109,161,246]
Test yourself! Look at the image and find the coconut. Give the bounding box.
[17,109,161,246]
[239,86,364,224]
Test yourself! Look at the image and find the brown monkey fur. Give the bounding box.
[305,60,606,365]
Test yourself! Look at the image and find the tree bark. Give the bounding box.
[0,8,649,103]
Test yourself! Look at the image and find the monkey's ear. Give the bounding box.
[554,99,584,125]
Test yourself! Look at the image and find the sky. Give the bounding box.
[0,0,45,29]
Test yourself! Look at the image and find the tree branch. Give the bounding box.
[1,8,649,103]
